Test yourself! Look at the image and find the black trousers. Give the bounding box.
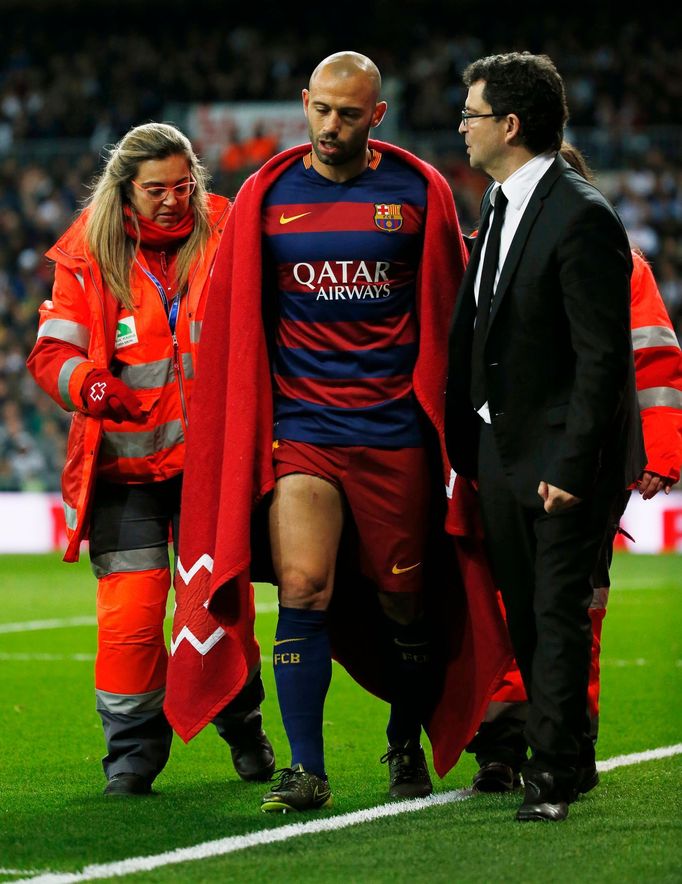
[477,425,617,784]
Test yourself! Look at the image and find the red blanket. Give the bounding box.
[164,140,513,777]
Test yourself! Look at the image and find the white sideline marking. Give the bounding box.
[0,617,96,634]
[11,744,682,884]
[0,602,277,637]
[0,653,94,662]
[0,652,271,665]
[596,743,682,772]
[255,601,279,613]
[10,791,470,884]
[603,658,649,667]
[6,651,665,670]
[611,578,672,590]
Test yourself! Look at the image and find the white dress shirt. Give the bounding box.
[475,151,556,423]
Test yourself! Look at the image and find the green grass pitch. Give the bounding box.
[0,552,680,882]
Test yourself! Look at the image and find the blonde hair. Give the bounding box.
[85,122,212,309]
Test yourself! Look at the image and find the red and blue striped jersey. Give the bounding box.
[262,150,427,446]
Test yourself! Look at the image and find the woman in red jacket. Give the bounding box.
[27,122,274,796]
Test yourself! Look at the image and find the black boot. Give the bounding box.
[467,705,528,793]
[103,772,153,797]
[516,769,571,822]
[213,670,275,782]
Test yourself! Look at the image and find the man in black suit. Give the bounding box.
[445,52,645,822]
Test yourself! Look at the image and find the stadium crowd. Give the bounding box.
[2,11,682,490]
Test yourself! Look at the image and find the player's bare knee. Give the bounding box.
[278,567,332,610]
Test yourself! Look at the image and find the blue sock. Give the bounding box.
[386,617,433,746]
[273,606,331,778]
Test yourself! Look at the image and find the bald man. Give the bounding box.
[303,52,385,176]
[199,52,469,813]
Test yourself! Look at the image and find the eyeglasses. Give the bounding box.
[460,110,510,127]
[131,177,197,202]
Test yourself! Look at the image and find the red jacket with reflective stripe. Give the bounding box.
[631,251,682,483]
[27,194,230,561]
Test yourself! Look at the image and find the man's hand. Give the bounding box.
[537,480,582,513]
[81,368,144,423]
[637,470,675,500]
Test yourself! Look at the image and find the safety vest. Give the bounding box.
[630,251,682,483]
[27,194,230,561]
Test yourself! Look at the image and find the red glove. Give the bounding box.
[80,368,144,423]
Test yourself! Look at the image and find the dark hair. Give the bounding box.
[463,51,568,154]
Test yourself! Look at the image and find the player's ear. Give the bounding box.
[302,89,310,115]
[372,101,388,128]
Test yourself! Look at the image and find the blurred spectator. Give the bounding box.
[218,122,279,194]
[3,13,682,146]
[1,10,682,489]
[0,400,48,490]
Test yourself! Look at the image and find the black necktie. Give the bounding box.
[470,189,508,410]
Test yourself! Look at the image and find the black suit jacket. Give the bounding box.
[445,155,645,506]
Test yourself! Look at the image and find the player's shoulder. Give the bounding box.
[375,150,426,179]
[262,155,314,203]
[371,151,428,205]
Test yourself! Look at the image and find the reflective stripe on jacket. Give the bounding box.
[630,251,682,483]
[27,194,230,561]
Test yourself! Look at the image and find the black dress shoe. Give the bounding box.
[103,772,152,796]
[515,771,569,822]
[212,674,276,782]
[230,728,276,782]
[472,762,521,793]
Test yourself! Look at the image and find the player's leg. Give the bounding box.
[347,445,433,798]
[376,590,434,798]
[262,445,344,812]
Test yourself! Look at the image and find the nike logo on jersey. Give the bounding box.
[273,637,308,647]
[279,211,312,225]
[392,561,422,575]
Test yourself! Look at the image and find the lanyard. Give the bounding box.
[137,261,181,334]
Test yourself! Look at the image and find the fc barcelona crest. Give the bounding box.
[374,203,403,231]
